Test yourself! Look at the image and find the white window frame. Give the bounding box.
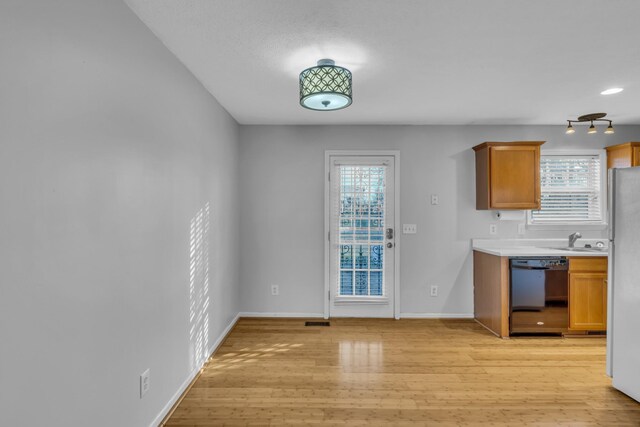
[527,149,608,230]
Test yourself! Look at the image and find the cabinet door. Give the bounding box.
[489,146,540,209]
[569,272,607,331]
[633,146,640,167]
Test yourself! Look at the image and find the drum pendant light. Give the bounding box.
[299,59,352,111]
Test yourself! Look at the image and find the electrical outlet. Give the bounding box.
[430,285,438,297]
[271,285,279,296]
[140,369,150,398]
[431,194,439,205]
[402,224,417,234]
[489,224,498,235]
[517,223,526,235]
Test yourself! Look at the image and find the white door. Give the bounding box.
[326,155,397,318]
[608,167,640,402]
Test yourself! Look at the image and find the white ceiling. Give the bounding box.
[125,0,640,125]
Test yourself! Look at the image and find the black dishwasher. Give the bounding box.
[510,257,568,335]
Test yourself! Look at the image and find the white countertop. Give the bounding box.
[472,239,609,257]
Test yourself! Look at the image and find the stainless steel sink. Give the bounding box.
[551,247,607,253]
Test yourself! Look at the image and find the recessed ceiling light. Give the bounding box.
[601,87,623,95]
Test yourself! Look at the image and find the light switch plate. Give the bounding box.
[489,224,498,235]
[140,369,150,398]
[402,224,417,234]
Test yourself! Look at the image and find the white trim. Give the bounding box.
[150,313,240,427]
[324,150,401,320]
[238,312,325,318]
[525,223,609,231]
[394,152,401,320]
[333,297,390,305]
[400,313,475,319]
[324,153,330,320]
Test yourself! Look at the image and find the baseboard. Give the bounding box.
[238,312,473,319]
[238,312,324,318]
[150,313,240,427]
[399,313,474,319]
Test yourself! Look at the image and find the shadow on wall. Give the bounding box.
[439,147,484,315]
[452,147,490,241]
[189,202,210,371]
[441,250,474,314]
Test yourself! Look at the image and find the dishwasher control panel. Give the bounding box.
[511,257,567,270]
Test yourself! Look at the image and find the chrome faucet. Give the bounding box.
[568,232,582,248]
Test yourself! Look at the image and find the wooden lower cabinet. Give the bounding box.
[473,250,509,338]
[473,253,608,337]
[568,257,608,331]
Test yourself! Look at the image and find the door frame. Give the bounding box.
[324,150,401,319]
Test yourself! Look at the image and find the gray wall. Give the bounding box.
[0,1,239,426]
[238,125,640,316]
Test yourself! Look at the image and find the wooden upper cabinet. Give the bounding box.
[473,141,545,210]
[605,142,640,169]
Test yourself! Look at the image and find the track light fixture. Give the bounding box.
[566,113,614,135]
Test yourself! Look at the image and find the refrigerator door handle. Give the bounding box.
[608,168,616,242]
[605,167,615,377]
[606,241,614,377]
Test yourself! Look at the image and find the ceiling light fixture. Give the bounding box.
[299,59,352,111]
[565,122,575,134]
[565,113,614,135]
[601,87,624,95]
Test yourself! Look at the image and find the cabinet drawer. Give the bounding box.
[569,257,607,273]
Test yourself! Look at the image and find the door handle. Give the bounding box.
[386,242,394,248]
[386,228,394,239]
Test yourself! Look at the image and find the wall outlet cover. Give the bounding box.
[430,285,438,297]
[431,195,439,205]
[271,285,279,296]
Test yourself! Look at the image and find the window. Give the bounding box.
[529,151,606,225]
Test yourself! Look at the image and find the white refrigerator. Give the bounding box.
[607,166,640,402]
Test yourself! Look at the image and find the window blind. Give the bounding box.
[530,155,603,223]
[334,164,386,297]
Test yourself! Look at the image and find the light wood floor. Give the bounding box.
[164,318,640,426]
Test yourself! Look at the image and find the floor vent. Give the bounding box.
[305,321,330,327]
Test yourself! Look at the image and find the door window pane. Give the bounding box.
[337,165,386,297]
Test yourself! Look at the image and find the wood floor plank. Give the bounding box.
[163,318,640,426]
